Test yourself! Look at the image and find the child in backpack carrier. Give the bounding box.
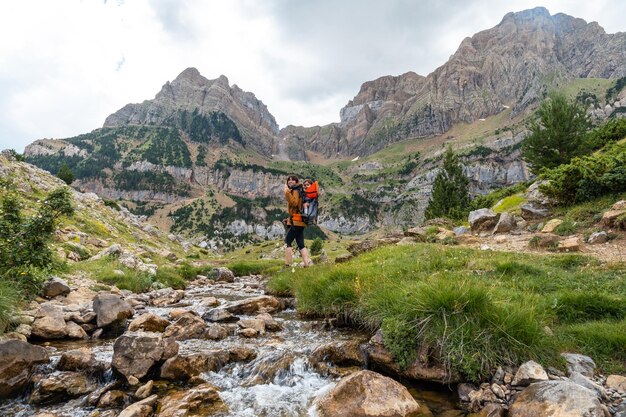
[301,179,319,225]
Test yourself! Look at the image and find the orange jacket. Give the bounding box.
[304,181,319,200]
[285,188,306,227]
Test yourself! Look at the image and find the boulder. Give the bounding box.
[202,308,238,323]
[363,330,454,383]
[511,361,549,386]
[606,375,626,392]
[529,233,559,248]
[160,352,227,381]
[128,313,170,333]
[41,276,70,298]
[255,313,283,332]
[492,212,515,234]
[568,371,606,399]
[587,231,608,244]
[159,347,254,381]
[541,219,563,233]
[521,203,550,220]
[347,240,380,255]
[469,209,499,232]
[0,340,49,398]
[237,318,266,336]
[118,394,158,417]
[91,244,122,261]
[223,295,283,315]
[509,380,604,417]
[313,370,421,417]
[112,331,179,381]
[469,403,506,417]
[204,323,230,340]
[31,316,67,339]
[57,348,97,372]
[135,379,154,399]
[238,328,258,338]
[97,389,128,408]
[562,353,596,378]
[149,288,185,307]
[227,346,256,363]
[157,383,225,417]
[65,321,88,339]
[405,227,428,241]
[453,226,470,236]
[557,236,582,252]
[200,297,220,308]
[310,340,366,368]
[214,267,235,282]
[29,371,96,404]
[163,312,206,341]
[93,293,134,328]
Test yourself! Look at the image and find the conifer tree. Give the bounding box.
[522,92,590,174]
[424,147,470,221]
[57,162,75,185]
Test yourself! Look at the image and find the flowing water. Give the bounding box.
[0,274,462,416]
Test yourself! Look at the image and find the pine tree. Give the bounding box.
[522,92,590,174]
[57,162,75,185]
[424,147,470,221]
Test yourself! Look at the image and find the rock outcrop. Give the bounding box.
[0,340,49,398]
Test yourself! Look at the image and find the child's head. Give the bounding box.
[303,179,312,188]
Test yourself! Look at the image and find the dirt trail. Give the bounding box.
[459,231,626,264]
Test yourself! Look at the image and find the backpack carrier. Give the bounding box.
[301,181,319,225]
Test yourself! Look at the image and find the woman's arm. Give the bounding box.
[285,189,300,207]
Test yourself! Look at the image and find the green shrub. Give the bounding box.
[586,118,626,150]
[103,199,121,211]
[0,187,74,294]
[540,142,626,205]
[57,162,75,185]
[310,237,324,256]
[553,219,578,236]
[554,292,626,323]
[522,92,590,174]
[425,147,470,221]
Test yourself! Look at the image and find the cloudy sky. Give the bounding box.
[1,0,624,153]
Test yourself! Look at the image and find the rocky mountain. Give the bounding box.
[285,7,626,157]
[22,8,626,247]
[105,67,279,157]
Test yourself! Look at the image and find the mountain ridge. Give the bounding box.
[21,8,626,247]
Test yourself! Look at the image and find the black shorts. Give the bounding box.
[285,226,305,250]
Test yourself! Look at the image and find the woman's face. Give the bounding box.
[287,178,297,187]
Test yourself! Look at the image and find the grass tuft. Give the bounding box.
[0,281,21,334]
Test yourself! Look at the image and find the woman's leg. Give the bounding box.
[284,226,296,266]
[285,246,293,266]
[300,247,312,267]
[294,227,312,267]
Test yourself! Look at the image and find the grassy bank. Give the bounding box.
[267,243,626,381]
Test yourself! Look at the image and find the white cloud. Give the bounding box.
[0,0,624,152]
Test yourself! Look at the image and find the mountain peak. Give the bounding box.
[502,6,550,22]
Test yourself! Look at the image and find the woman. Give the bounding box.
[284,175,312,267]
